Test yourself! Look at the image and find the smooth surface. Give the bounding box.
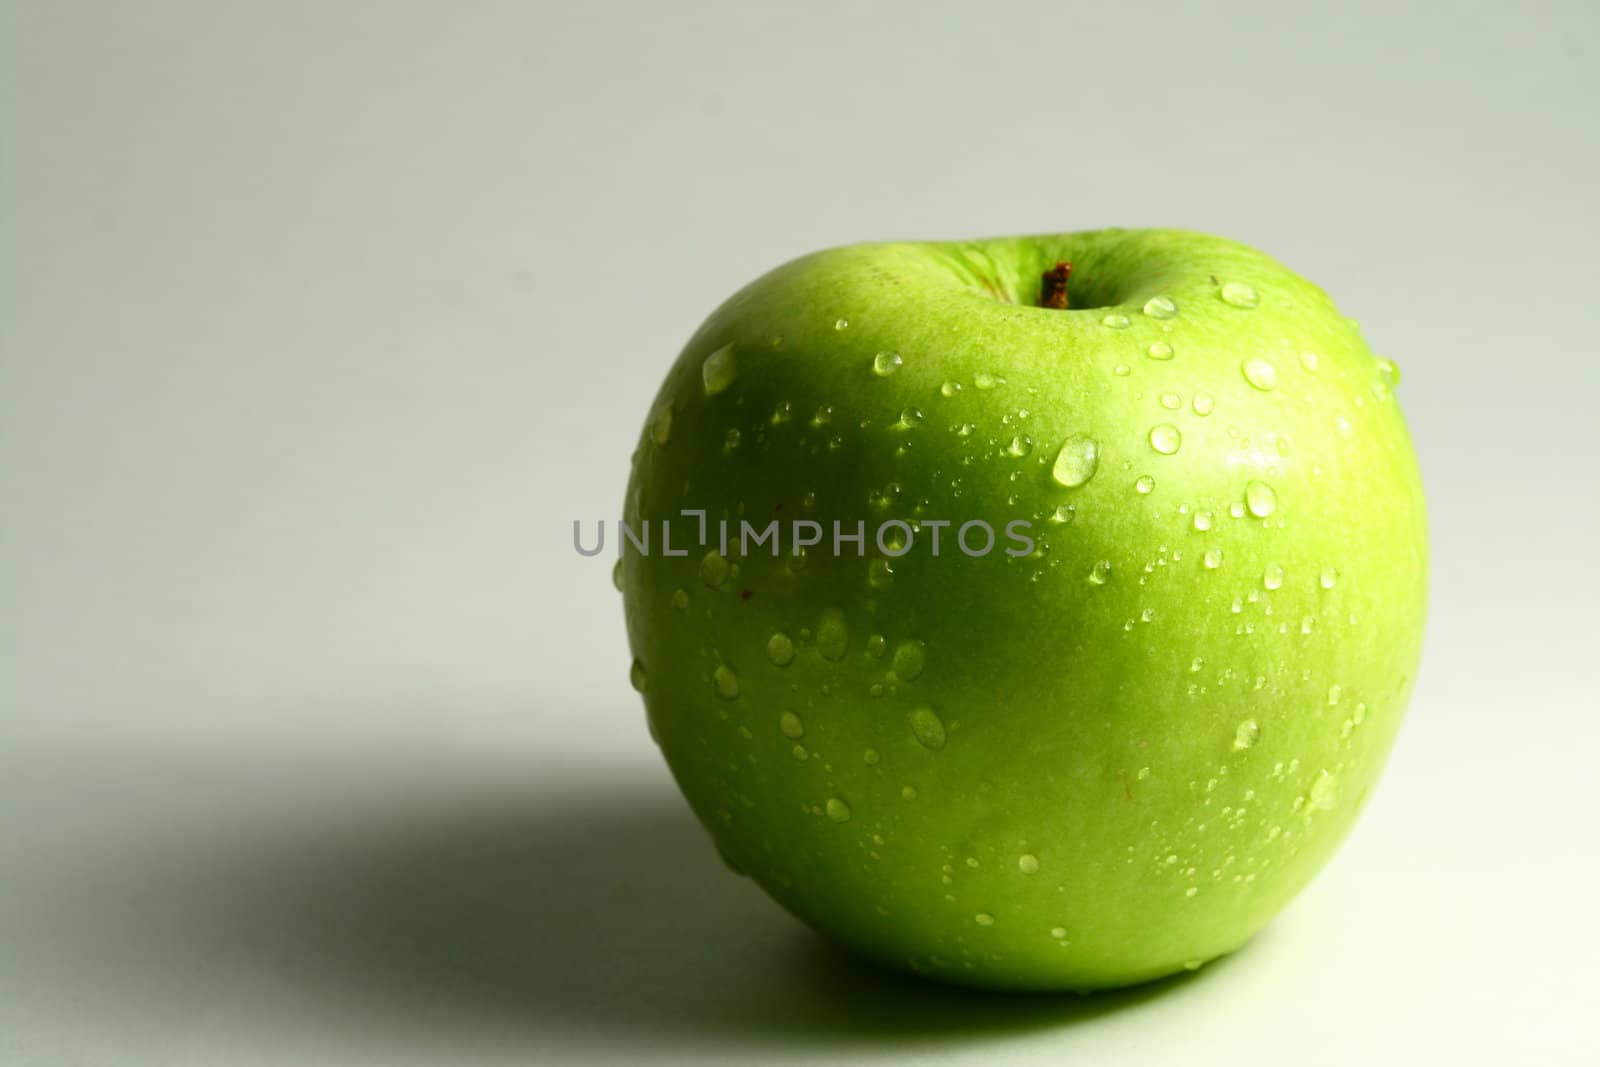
[2,2,1596,1064]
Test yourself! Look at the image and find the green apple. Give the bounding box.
[617,228,1426,991]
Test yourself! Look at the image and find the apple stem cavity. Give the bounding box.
[1039,261,1072,309]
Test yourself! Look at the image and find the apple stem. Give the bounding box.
[1039,261,1072,309]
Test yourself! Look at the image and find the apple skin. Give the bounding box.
[619,229,1426,991]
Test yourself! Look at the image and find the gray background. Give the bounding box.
[3,2,1597,1064]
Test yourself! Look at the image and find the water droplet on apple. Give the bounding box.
[873,351,903,376]
[723,428,742,452]
[1319,565,1339,589]
[650,405,673,445]
[779,711,805,739]
[892,640,926,681]
[629,658,648,692]
[826,797,852,822]
[1263,563,1285,590]
[909,706,947,750]
[868,559,894,590]
[1245,480,1277,517]
[1193,510,1214,532]
[901,785,918,800]
[866,633,887,658]
[811,405,834,428]
[1051,504,1075,524]
[700,550,730,588]
[1377,357,1401,387]
[975,912,995,926]
[973,371,1001,390]
[1233,720,1260,750]
[817,611,849,661]
[766,632,795,666]
[1147,341,1175,361]
[1300,615,1315,634]
[1242,357,1278,391]
[1052,435,1100,487]
[702,344,737,395]
[1192,392,1214,416]
[940,380,962,398]
[864,747,881,764]
[1149,423,1182,455]
[1160,392,1182,410]
[1018,854,1040,874]
[1114,363,1131,376]
[1220,281,1259,308]
[671,588,689,610]
[1309,770,1339,810]
[1088,559,1113,585]
[1101,313,1131,329]
[896,406,925,430]
[1143,295,1178,319]
[1327,684,1342,705]
[1204,547,1224,569]
[1006,434,1034,457]
[770,400,793,425]
[1300,351,1320,373]
[713,664,740,700]
[1135,475,1155,494]
[834,318,849,331]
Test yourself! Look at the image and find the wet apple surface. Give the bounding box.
[620,228,1426,991]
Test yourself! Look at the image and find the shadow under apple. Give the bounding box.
[38,753,1249,1059]
[169,774,1226,1054]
